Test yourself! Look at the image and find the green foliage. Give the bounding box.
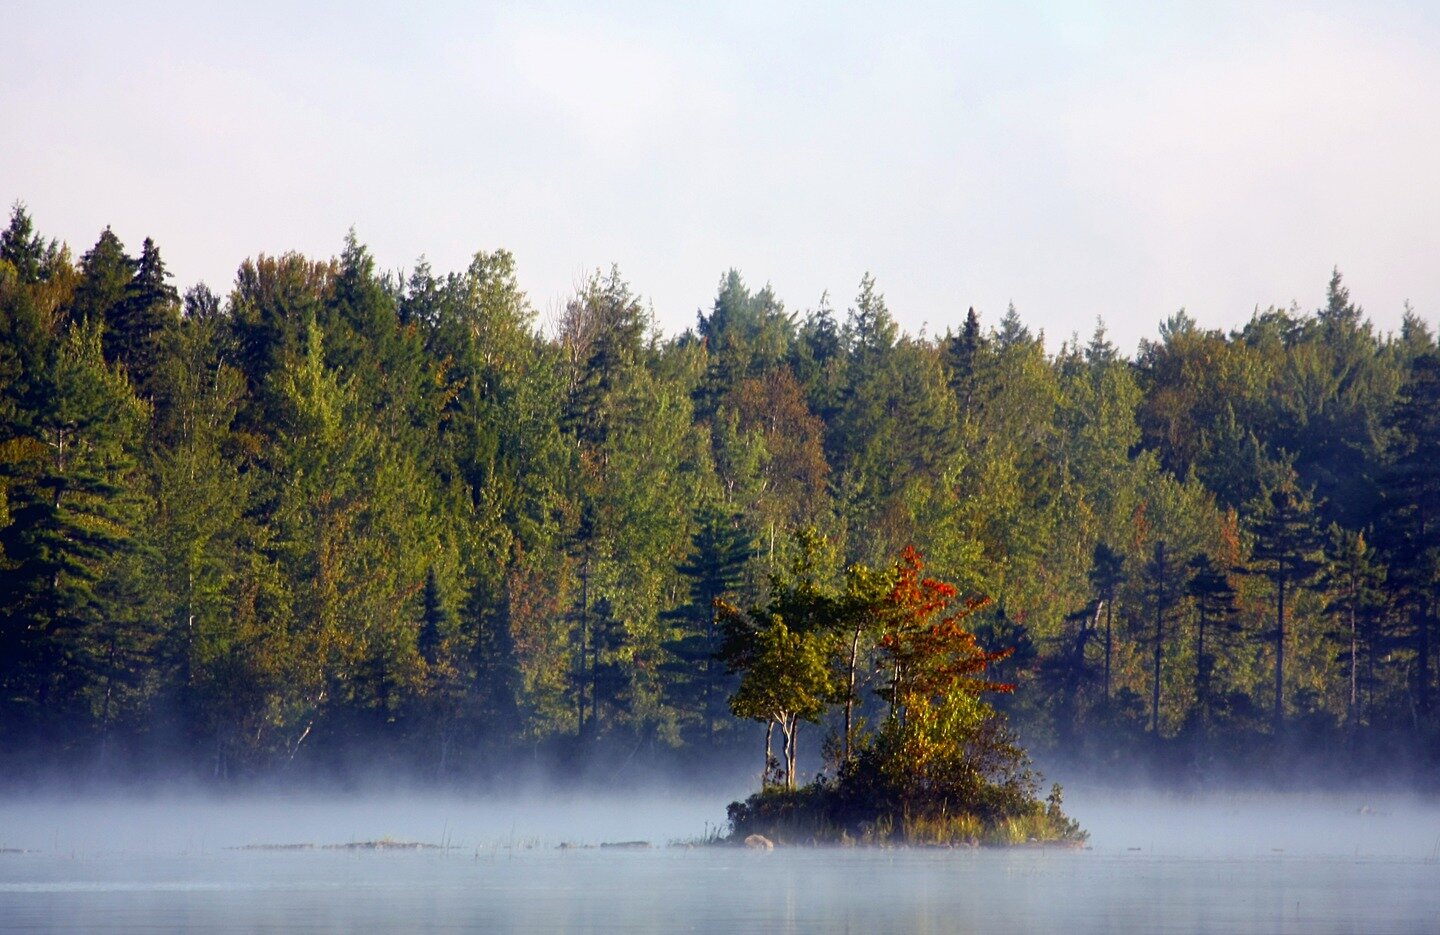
[0,205,1434,786]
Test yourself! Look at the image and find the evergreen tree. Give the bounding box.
[71,228,135,329]
[1378,352,1440,719]
[1087,542,1126,699]
[692,270,793,422]
[944,306,985,407]
[1185,552,1237,725]
[105,237,179,397]
[663,504,753,743]
[1246,483,1324,730]
[0,319,148,742]
[1318,527,1384,728]
[0,203,59,285]
[1142,540,1183,735]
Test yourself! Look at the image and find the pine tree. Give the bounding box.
[1378,352,1440,719]
[662,504,752,743]
[1185,552,1237,725]
[1318,527,1384,728]
[1087,542,1126,699]
[1143,541,1183,735]
[0,319,148,741]
[1247,483,1324,731]
[945,306,985,407]
[71,228,135,328]
[0,203,59,285]
[105,237,179,397]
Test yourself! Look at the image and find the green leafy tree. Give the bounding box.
[719,602,834,789]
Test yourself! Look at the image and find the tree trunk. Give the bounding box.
[786,716,799,790]
[778,716,795,790]
[1418,605,1432,717]
[843,623,861,762]
[763,721,774,788]
[1195,606,1208,725]
[1274,577,1286,732]
[1104,600,1113,700]
[578,555,589,737]
[704,602,715,740]
[1062,605,1099,743]
[1348,602,1358,728]
[1151,602,1163,736]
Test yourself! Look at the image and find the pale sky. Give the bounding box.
[5,1,1439,353]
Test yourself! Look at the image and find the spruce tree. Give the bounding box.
[105,237,179,398]
[0,203,58,285]
[662,504,752,743]
[0,319,148,741]
[945,306,985,407]
[71,228,135,328]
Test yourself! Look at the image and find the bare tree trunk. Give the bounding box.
[779,717,792,790]
[1348,603,1358,728]
[843,624,861,762]
[788,718,799,789]
[1104,601,1113,700]
[1151,603,1163,736]
[773,715,800,791]
[763,721,774,788]
[577,555,589,737]
[704,604,715,739]
[1274,578,1286,732]
[1195,606,1207,724]
[1418,605,1432,717]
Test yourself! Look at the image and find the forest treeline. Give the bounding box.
[2,203,1438,786]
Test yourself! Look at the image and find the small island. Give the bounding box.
[716,541,1085,847]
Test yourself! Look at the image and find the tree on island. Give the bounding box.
[717,529,838,789]
[723,541,1084,845]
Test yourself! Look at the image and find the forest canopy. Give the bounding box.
[1,202,1437,786]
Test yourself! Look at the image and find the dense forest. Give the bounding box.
[2,203,1438,787]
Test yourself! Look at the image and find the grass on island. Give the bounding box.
[726,777,1085,847]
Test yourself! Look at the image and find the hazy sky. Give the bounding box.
[5,1,1438,352]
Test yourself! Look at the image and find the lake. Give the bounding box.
[1,789,1437,932]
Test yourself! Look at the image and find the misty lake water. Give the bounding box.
[2,789,1438,933]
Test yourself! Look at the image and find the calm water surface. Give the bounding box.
[1,791,1436,933]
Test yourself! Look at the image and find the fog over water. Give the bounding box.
[1,787,1438,858]
[2,787,1438,932]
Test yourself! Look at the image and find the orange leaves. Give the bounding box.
[879,545,1010,706]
